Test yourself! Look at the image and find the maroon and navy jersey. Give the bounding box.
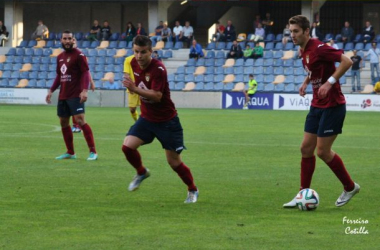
[55,48,89,100]
[130,58,177,122]
[301,38,346,108]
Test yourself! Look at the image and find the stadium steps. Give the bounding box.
[164,49,189,74]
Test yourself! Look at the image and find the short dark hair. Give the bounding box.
[133,35,152,49]
[289,15,310,32]
[63,30,73,35]
[249,74,254,77]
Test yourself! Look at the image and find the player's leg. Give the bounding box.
[243,91,249,108]
[128,92,140,122]
[129,107,138,121]
[71,116,81,133]
[55,100,76,159]
[123,118,154,191]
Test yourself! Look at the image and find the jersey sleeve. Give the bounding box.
[77,52,89,72]
[317,44,343,62]
[150,64,167,92]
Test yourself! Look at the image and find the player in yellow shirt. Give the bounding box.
[124,55,141,121]
[243,74,257,109]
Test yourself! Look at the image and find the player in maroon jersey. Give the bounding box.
[283,15,360,208]
[46,30,98,161]
[122,35,198,203]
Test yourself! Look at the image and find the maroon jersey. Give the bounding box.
[52,48,89,100]
[301,38,346,108]
[130,58,177,122]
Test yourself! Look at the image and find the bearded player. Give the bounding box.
[122,35,198,203]
[283,15,359,208]
[46,30,98,160]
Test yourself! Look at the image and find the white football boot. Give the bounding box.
[128,169,150,191]
[283,195,297,208]
[335,183,360,207]
[184,190,199,203]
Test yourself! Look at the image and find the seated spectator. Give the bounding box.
[87,20,101,41]
[0,21,8,46]
[225,20,236,42]
[189,40,204,59]
[253,15,262,30]
[243,44,254,61]
[123,22,136,43]
[31,20,49,40]
[150,21,164,43]
[262,13,274,35]
[182,21,194,47]
[341,21,354,43]
[152,51,162,61]
[249,23,265,42]
[252,42,263,59]
[227,40,242,59]
[160,23,172,42]
[106,77,119,90]
[282,24,291,45]
[172,21,183,43]
[362,21,375,44]
[329,39,339,50]
[211,21,225,43]
[99,20,112,41]
[310,22,322,41]
[136,23,147,36]
[243,74,257,109]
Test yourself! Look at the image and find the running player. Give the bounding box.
[122,35,198,203]
[243,74,257,109]
[46,30,98,160]
[283,15,360,208]
[124,55,140,122]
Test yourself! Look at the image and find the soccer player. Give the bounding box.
[283,15,360,208]
[124,55,140,122]
[243,74,257,109]
[46,30,98,161]
[122,35,198,203]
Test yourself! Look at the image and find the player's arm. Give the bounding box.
[299,76,310,97]
[318,54,352,98]
[123,75,162,102]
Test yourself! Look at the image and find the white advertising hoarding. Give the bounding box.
[0,88,47,104]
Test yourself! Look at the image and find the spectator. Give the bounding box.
[341,21,354,43]
[182,21,194,48]
[227,40,242,59]
[211,21,225,42]
[0,21,8,46]
[243,44,254,61]
[282,24,291,45]
[106,77,119,90]
[243,74,258,109]
[31,20,49,40]
[310,22,322,41]
[99,20,112,41]
[172,21,183,43]
[362,21,375,44]
[136,23,147,36]
[160,23,172,42]
[152,51,162,61]
[87,20,101,41]
[330,39,339,50]
[253,15,262,30]
[365,43,380,84]
[150,21,164,43]
[225,20,236,42]
[189,39,204,59]
[350,50,363,92]
[123,22,136,43]
[249,23,265,42]
[252,42,263,59]
[262,13,273,34]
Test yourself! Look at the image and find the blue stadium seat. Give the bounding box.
[94,80,104,89]
[48,64,56,71]
[284,43,294,50]
[224,83,234,91]
[334,34,342,42]
[226,42,234,50]
[205,66,214,75]
[294,67,305,76]
[264,83,275,92]
[0,64,3,71]
[284,75,295,84]
[340,75,346,84]
[244,59,254,67]
[117,41,127,49]
[0,79,9,87]
[126,49,134,57]
[175,82,185,90]
[344,42,354,51]
[45,40,55,48]
[174,42,183,50]
[203,82,214,90]
[168,81,175,90]
[8,78,19,87]
[55,32,62,40]
[295,75,304,84]
[323,33,334,42]
[27,79,37,88]
[264,34,275,42]
[283,59,293,67]
[214,66,224,75]
[214,58,224,67]
[205,59,215,67]
[34,48,43,56]
[175,74,185,82]
[253,66,263,75]
[6,48,16,56]
[1,70,11,78]
[5,55,14,63]
[214,82,224,91]
[10,71,20,79]
[264,66,273,75]
[354,43,364,51]
[17,40,28,48]
[96,57,106,65]
[163,42,174,50]
[43,48,52,56]
[47,71,56,80]
[20,71,29,79]
[293,59,303,68]
[264,59,273,67]
[82,40,91,48]
[274,66,284,75]
[263,75,274,83]
[47,32,56,41]
[195,58,205,66]
[273,43,283,51]
[108,41,118,49]
[176,66,185,74]
[256,83,264,92]
[234,66,243,75]
[87,57,96,65]
[185,74,195,82]
[24,48,33,56]
[162,50,173,59]
[127,41,133,49]
[264,42,274,50]
[37,71,48,80]
[185,58,196,67]
[92,72,103,80]
[16,48,25,56]
[185,66,195,74]
[284,83,296,92]
[105,57,115,65]
[87,49,97,57]
[13,63,23,71]
[98,49,107,57]
[263,51,273,59]
[90,41,100,49]
[274,83,285,92]
[244,67,254,75]
[284,67,293,76]
[306,84,312,93]
[41,57,50,64]
[205,43,216,50]
[274,34,283,43]
[215,42,226,50]
[224,67,234,75]
[234,58,244,67]
[167,74,175,82]
[29,71,38,79]
[254,58,264,67]
[106,49,117,57]
[194,75,204,83]
[36,79,46,88]
[273,59,283,67]
[3,63,12,71]
[233,74,244,83]
[27,40,37,48]
[353,34,363,43]
[194,82,204,91]
[94,65,104,72]
[205,51,215,59]
[53,41,62,48]
[105,64,115,72]
[109,33,120,41]
[204,74,214,83]
[14,56,23,64]
[215,51,225,59]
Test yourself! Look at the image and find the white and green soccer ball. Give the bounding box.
[296,188,319,211]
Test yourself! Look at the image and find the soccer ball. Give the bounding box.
[295,188,319,211]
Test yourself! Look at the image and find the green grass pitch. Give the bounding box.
[0,105,379,250]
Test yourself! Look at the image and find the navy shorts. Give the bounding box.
[304,104,346,137]
[127,116,186,154]
[57,97,85,117]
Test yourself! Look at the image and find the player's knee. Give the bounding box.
[75,117,86,126]
[300,144,313,156]
[316,148,329,161]
[130,107,136,113]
